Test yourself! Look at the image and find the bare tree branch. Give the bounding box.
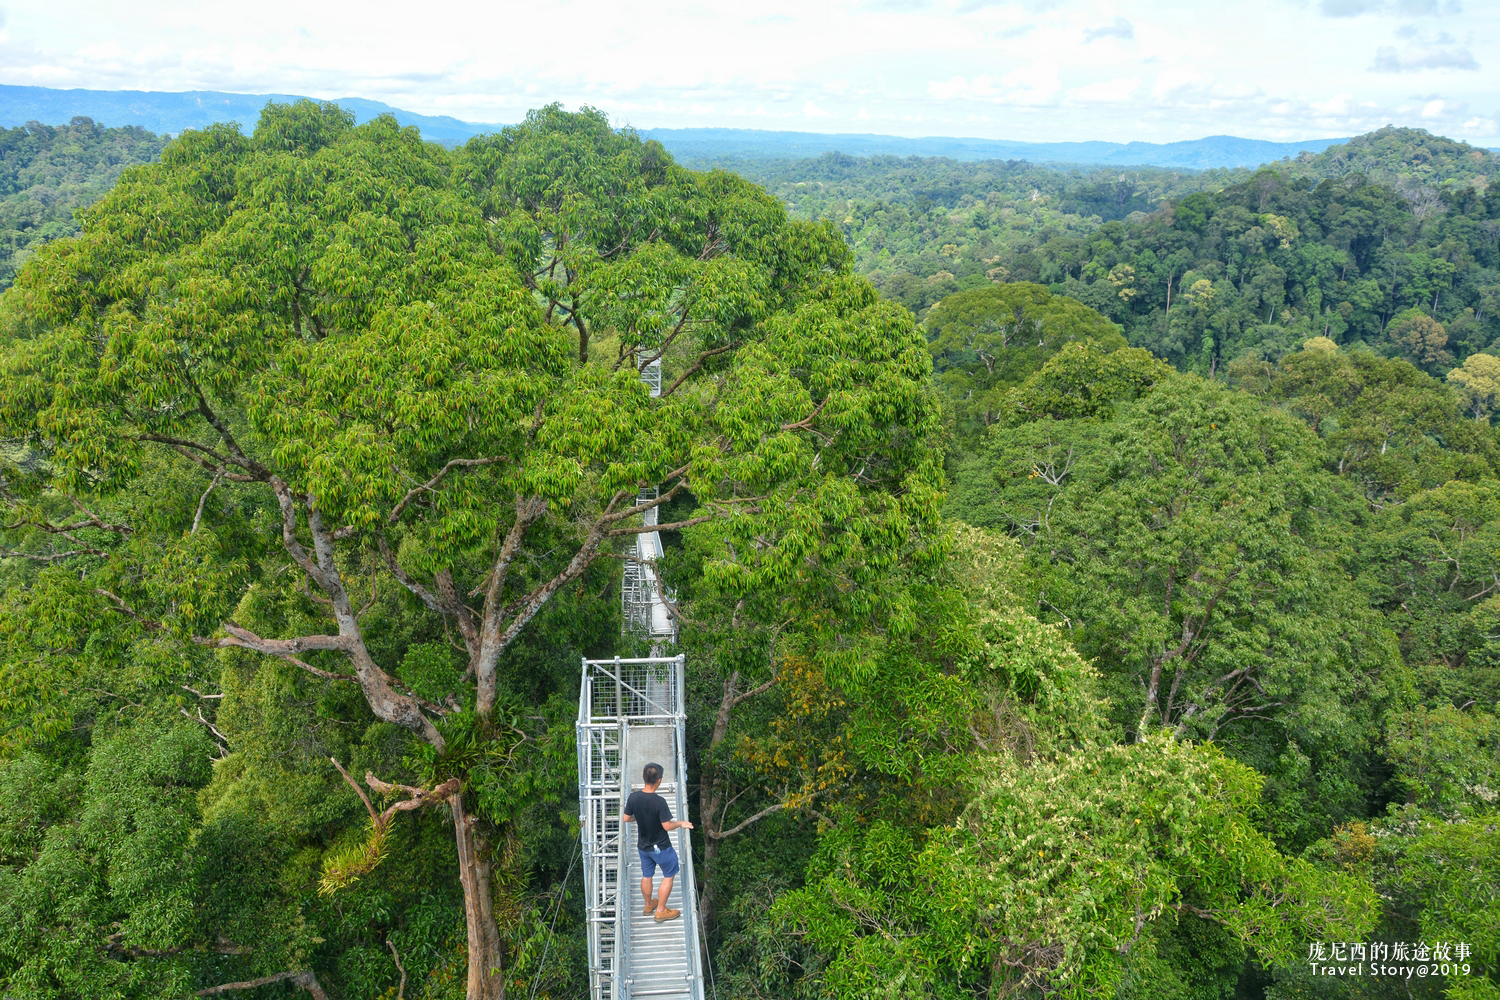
[780,398,828,432]
[388,938,408,1000]
[196,970,329,999]
[200,623,352,656]
[710,795,816,840]
[364,770,462,827]
[661,342,738,398]
[181,684,224,700]
[330,757,380,825]
[607,515,713,537]
[181,364,270,480]
[181,705,230,754]
[388,457,509,524]
[134,434,234,469]
[269,479,328,588]
[2,547,99,562]
[377,534,443,613]
[191,470,225,534]
[434,570,481,661]
[96,589,163,629]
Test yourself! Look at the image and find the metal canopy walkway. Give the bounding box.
[577,656,703,1000]
[576,355,705,1000]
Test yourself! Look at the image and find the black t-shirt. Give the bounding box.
[624,789,673,852]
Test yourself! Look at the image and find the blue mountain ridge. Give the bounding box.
[0,84,1352,169]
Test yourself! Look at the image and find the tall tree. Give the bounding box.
[0,100,943,998]
[925,282,1124,442]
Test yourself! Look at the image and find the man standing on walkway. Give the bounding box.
[623,762,694,922]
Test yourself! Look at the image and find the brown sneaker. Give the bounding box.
[654,907,680,922]
[644,898,657,917]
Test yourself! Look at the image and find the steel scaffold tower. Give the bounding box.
[576,354,705,1000]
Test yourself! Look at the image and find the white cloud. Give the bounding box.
[928,77,973,101]
[1083,16,1134,41]
[1321,0,1462,15]
[1151,66,1215,100]
[1070,76,1140,102]
[1371,43,1479,70]
[1311,92,1358,114]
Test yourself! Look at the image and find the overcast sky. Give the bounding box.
[1,0,1496,144]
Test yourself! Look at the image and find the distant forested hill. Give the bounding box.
[651,128,1349,168]
[3,112,1496,386]
[1292,125,1500,188]
[722,153,1257,316]
[0,117,166,290]
[715,153,1251,217]
[1,85,1355,167]
[913,170,1500,442]
[733,138,1500,379]
[0,84,499,144]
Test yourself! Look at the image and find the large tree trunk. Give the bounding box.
[698,773,725,936]
[452,790,506,1000]
[697,832,724,944]
[695,669,739,936]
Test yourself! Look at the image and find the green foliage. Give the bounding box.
[0,117,166,292]
[317,821,391,896]
[1448,352,1500,421]
[721,153,1256,317]
[925,281,1125,441]
[1291,126,1500,190]
[0,722,308,1000]
[1385,705,1499,816]
[0,99,949,998]
[750,141,1500,379]
[777,736,1376,999]
[6,109,1500,1000]
[1004,339,1174,423]
[1229,345,1500,502]
[949,372,1406,858]
[1354,706,1500,997]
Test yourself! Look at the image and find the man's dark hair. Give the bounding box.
[643,763,664,786]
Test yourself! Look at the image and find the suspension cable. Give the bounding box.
[528,841,582,1000]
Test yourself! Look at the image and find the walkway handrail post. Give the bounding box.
[675,652,705,995]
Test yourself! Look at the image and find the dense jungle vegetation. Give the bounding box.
[0,103,1496,1000]
[0,116,167,292]
[724,128,1500,370]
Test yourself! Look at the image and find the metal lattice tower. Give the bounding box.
[576,354,704,1000]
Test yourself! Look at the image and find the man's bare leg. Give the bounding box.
[641,876,656,911]
[654,874,675,914]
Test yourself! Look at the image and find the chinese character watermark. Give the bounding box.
[1306,942,1474,979]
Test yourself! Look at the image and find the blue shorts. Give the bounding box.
[639,844,680,879]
